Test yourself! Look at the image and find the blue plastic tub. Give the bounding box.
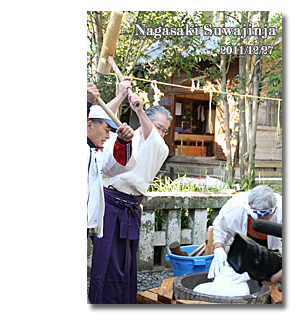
[166,245,214,277]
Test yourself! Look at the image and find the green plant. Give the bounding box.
[257,170,282,193]
[181,208,189,229]
[239,170,255,191]
[207,208,213,228]
[155,209,165,231]
[154,208,189,231]
[149,174,224,231]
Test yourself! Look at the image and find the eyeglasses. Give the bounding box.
[152,122,169,136]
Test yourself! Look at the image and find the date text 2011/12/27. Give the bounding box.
[219,45,274,55]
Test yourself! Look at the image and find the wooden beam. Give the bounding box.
[157,277,176,304]
[136,291,163,304]
[255,161,282,168]
[264,281,282,304]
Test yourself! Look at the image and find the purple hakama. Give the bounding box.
[88,187,143,304]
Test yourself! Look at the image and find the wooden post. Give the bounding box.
[205,226,214,256]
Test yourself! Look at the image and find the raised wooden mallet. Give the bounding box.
[97,11,140,108]
[96,96,122,127]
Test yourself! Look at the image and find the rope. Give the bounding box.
[132,75,282,102]
[87,68,282,103]
[88,67,282,140]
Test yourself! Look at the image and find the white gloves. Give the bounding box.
[208,247,227,279]
[226,270,250,284]
[208,247,251,283]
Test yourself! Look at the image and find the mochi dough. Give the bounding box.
[193,266,250,296]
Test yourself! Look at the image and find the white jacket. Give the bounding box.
[87,144,136,237]
[103,127,169,195]
[213,191,282,253]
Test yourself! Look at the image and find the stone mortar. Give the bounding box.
[173,272,271,304]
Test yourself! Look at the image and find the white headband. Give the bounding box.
[244,204,276,220]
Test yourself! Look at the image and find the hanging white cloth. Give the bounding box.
[191,79,195,92]
[151,80,161,105]
[201,105,205,122]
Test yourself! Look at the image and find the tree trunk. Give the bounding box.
[245,55,252,158]
[238,55,247,185]
[220,12,232,185]
[247,11,269,187]
[248,58,259,183]
[237,12,248,186]
[94,11,103,83]
[231,97,239,182]
[221,58,232,183]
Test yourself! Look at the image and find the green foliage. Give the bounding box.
[154,208,189,231]
[261,13,282,98]
[154,209,165,231]
[207,208,213,227]
[87,11,282,111]
[87,11,282,193]
[148,173,222,231]
[148,173,224,193]
[239,169,255,191]
[87,11,217,109]
[149,172,282,231]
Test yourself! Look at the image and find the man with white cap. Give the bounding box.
[88,93,173,304]
[208,185,282,283]
[87,105,136,240]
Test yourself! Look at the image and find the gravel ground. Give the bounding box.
[87,267,174,295]
[137,268,174,292]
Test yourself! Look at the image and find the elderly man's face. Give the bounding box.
[152,113,170,138]
[87,120,111,149]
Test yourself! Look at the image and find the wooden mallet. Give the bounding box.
[97,11,140,107]
[88,78,122,127]
[96,96,122,127]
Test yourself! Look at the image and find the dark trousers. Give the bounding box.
[88,187,143,304]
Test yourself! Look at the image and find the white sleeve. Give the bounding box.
[269,202,282,253]
[213,208,233,246]
[102,150,136,178]
[119,128,169,195]
[212,194,247,246]
[101,132,136,178]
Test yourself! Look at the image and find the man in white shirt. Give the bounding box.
[89,93,173,304]
[208,185,282,284]
[87,105,136,239]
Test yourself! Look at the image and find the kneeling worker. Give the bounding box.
[208,185,282,283]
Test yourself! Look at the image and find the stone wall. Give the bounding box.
[87,192,232,274]
[137,192,232,270]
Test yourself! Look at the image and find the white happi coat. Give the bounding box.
[87,144,136,237]
[213,191,282,253]
[103,127,169,195]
